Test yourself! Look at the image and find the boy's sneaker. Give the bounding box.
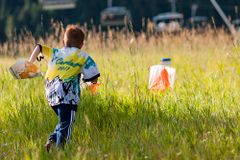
[45,139,54,153]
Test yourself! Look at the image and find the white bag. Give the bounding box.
[149,65,176,91]
[9,59,42,79]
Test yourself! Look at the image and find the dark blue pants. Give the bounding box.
[49,104,77,147]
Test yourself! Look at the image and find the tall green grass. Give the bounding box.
[1,28,240,159]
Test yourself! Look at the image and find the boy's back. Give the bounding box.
[41,45,100,106]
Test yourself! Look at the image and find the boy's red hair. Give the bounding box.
[64,25,85,48]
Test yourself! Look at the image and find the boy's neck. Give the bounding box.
[64,46,81,50]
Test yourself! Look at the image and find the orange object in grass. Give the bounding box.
[88,83,100,95]
[150,68,170,91]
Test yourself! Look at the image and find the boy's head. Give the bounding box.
[63,25,85,49]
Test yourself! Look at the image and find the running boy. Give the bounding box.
[28,25,100,152]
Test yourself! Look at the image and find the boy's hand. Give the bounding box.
[36,53,44,62]
[82,78,99,94]
[90,78,98,84]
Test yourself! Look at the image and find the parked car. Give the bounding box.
[153,12,184,33]
[187,16,208,31]
[100,6,131,28]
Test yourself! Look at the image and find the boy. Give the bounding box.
[28,25,100,152]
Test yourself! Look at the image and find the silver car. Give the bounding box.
[100,6,131,27]
[153,12,184,33]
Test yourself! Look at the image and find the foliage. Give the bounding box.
[1,27,240,159]
[0,0,239,41]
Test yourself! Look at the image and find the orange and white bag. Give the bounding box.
[148,65,176,91]
[9,59,42,79]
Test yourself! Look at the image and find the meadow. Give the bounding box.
[1,24,240,159]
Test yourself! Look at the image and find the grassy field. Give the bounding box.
[1,27,240,159]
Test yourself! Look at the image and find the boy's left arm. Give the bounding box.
[81,56,100,83]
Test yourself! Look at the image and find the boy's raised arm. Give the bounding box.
[29,44,55,63]
[29,44,41,63]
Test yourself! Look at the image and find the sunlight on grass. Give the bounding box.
[1,28,240,159]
